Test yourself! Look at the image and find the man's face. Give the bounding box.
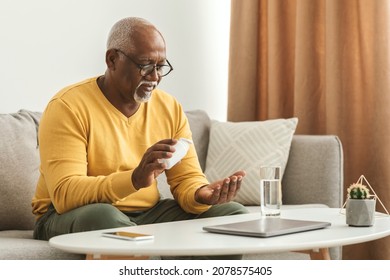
[114,28,167,104]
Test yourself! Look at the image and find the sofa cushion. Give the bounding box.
[0,229,35,239]
[0,237,84,260]
[0,110,41,230]
[204,118,298,205]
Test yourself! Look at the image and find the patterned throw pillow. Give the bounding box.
[204,118,298,205]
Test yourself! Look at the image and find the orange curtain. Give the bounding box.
[228,0,390,259]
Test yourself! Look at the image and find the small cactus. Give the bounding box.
[347,183,371,199]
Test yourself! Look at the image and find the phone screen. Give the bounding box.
[102,231,154,241]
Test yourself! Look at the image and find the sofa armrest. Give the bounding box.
[282,135,344,208]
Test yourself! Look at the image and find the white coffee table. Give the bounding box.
[49,208,390,260]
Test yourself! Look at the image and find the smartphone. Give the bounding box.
[102,231,154,241]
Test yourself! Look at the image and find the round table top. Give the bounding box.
[49,207,390,257]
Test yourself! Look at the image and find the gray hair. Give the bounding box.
[106,17,156,51]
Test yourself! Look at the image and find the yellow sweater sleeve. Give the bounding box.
[164,110,211,214]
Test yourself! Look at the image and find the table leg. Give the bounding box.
[296,248,331,260]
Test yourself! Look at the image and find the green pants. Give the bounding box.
[34,199,248,259]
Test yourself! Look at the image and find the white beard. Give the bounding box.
[134,81,157,103]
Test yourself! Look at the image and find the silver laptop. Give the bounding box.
[203,218,331,238]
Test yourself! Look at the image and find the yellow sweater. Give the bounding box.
[32,77,210,218]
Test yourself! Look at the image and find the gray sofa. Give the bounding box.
[0,109,343,260]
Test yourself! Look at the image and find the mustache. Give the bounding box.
[138,80,158,89]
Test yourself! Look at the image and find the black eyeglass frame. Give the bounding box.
[115,49,173,77]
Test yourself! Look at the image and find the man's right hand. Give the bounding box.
[131,139,177,189]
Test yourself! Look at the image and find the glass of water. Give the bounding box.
[260,166,282,218]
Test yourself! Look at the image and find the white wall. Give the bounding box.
[0,0,231,121]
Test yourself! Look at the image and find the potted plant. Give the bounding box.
[346,183,376,227]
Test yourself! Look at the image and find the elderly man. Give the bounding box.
[32,17,248,258]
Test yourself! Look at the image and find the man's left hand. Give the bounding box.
[195,170,245,205]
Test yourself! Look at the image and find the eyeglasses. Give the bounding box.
[116,49,173,77]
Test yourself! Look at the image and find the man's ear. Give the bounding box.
[106,49,118,70]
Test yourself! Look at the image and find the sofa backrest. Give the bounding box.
[0,110,41,230]
[185,110,211,171]
[282,135,344,208]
